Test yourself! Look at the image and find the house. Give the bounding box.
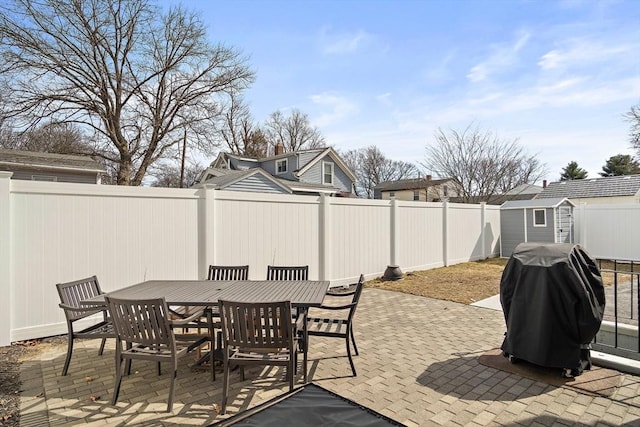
[537,175,640,204]
[373,176,458,201]
[448,183,544,205]
[0,148,105,184]
[500,197,575,257]
[195,144,356,196]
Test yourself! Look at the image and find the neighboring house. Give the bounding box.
[537,175,640,204]
[195,144,356,196]
[500,197,575,257]
[450,183,544,205]
[374,176,458,201]
[0,148,105,184]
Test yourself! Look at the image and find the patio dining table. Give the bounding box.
[81,279,330,382]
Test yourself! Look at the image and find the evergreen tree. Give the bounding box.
[600,154,640,177]
[560,161,588,180]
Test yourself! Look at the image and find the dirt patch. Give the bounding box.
[367,258,508,304]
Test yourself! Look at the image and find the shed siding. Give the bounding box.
[525,208,555,243]
[225,174,288,194]
[500,209,526,257]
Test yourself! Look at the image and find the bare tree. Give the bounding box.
[150,160,204,188]
[263,109,325,153]
[423,125,546,204]
[341,146,418,198]
[0,0,254,185]
[0,122,88,154]
[626,104,640,156]
[213,92,265,156]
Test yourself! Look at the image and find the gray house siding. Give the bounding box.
[8,167,98,184]
[500,210,526,258]
[262,155,297,181]
[298,157,351,193]
[225,174,288,194]
[298,151,319,169]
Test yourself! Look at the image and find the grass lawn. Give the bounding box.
[366,257,508,305]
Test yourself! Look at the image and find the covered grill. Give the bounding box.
[500,242,605,377]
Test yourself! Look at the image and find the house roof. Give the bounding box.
[197,168,292,193]
[538,175,640,199]
[0,148,105,173]
[501,197,575,210]
[374,177,453,191]
[504,183,543,196]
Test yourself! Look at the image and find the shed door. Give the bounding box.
[555,206,573,243]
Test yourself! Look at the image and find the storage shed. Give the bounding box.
[500,198,575,257]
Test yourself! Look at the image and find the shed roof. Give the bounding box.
[538,174,640,199]
[501,197,574,210]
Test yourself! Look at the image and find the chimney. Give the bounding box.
[275,142,284,156]
[543,180,547,188]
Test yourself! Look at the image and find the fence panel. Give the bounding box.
[212,191,321,280]
[9,181,200,340]
[397,201,445,270]
[575,204,640,261]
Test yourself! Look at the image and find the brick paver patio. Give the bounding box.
[18,288,640,426]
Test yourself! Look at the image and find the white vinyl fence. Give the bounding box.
[574,203,640,261]
[0,173,501,345]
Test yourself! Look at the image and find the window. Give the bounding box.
[413,190,420,201]
[275,159,287,174]
[389,191,395,198]
[533,209,546,227]
[442,185,448,197]
[323,162,333,185]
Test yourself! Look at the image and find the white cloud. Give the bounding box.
[319,27,372,55]
[467,31,531,82]
[538,38,637,71]
[309,92,358,127]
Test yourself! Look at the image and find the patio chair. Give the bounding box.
[105,296,211,412]
[266,265,309,281]
[208,265,249,280]
[218,299,296,415]
[56,276,115,376]
[303,274,365,376]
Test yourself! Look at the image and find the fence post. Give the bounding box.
[480,202,486,259]
[0,172,12,346]
[198,185,217,280]
[319,194,332,281]
[442,201,449,266]
[390,198,399,266]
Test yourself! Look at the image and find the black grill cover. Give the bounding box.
[500,243,605,369]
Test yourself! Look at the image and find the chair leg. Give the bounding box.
[167,369,176,412]
[221,359,230,415]
[346,335,357,377]
[98,337,107,356]
[62,332,74,376]
[288,360,294,391]
[350,327,359,356]
[111,356,124,405]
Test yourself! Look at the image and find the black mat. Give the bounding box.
[211,383,405,426]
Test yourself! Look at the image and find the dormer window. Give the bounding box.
[323,162,334,185]
[276,159,288,174]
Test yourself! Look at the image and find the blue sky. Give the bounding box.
[171,0,640,183]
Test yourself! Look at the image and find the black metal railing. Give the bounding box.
[592,259,640,360]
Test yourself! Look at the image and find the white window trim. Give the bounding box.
[322,161,334,185]
[413,190,420,201]
[275,158,288,175]
[533,209,547,227]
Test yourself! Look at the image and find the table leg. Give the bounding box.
[301,307,308,383]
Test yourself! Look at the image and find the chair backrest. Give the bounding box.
[218,300,293,350]
[208,265,249,281]
[56,276,104,321]
[266,265,309,281]
[106,296,175,349]
[347,274,366,322]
